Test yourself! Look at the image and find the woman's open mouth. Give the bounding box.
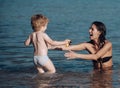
[90,34,93,36]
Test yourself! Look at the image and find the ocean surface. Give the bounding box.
[0,0,120,88]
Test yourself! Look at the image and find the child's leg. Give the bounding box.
[44,58,56,73]
[37,66,45,73]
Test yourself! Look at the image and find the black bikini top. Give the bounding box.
[93,56,112,63]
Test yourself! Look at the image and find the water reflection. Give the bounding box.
[90,70,113,88]
[33,73,64,88]
[32,70,113,88]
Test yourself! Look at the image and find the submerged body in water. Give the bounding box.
[32,69,113,88]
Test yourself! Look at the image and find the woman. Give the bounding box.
[62,21,113,71]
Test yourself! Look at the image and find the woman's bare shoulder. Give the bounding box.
[105,40,112,46]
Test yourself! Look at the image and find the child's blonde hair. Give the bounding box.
[31,14,49,31]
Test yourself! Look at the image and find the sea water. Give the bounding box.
[0,0,120,88]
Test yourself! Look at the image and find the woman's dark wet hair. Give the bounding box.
[91,21,106,49]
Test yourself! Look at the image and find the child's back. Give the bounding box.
[31,31,48,56]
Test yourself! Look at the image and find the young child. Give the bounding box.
[24,14,70,74]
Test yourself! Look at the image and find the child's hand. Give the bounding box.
[65,39,71,47]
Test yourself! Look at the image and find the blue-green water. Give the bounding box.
[0,0,120,88]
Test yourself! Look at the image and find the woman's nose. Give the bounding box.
[89,29,91,33]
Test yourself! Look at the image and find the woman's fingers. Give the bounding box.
[64,50,75,59]
[64,52,70,57]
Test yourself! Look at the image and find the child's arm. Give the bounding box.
[43,33,70,46]
[46,42,57,49]
[24,35,31,46]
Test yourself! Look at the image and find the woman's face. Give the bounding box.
[89,24,101,41]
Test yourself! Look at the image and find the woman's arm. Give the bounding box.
[65,42,112,60]
[61,42,92,51]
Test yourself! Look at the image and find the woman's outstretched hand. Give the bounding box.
[64,50,77,59]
